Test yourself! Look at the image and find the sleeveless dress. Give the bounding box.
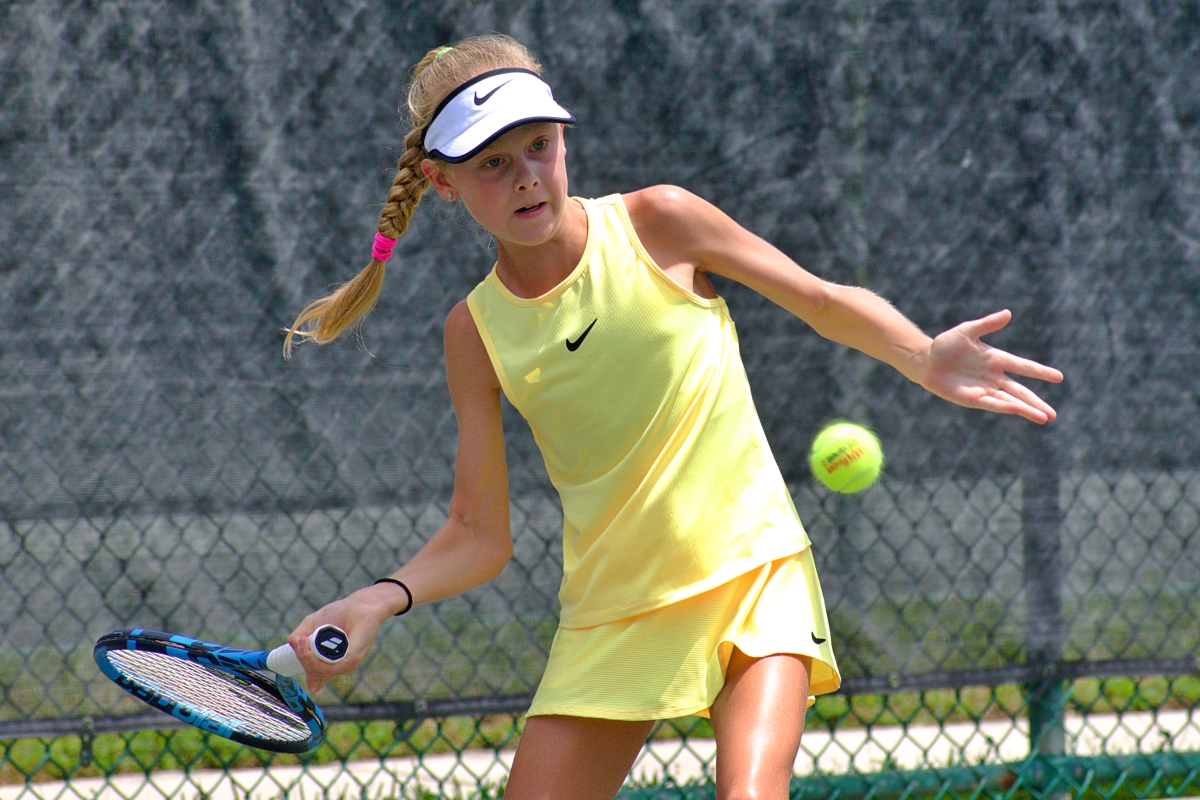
[467,194,840,718]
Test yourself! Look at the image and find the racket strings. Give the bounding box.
[107,650,310,742]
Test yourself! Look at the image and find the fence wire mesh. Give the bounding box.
[1,0,1198,798]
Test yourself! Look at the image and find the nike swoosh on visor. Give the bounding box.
[474,81,511,105]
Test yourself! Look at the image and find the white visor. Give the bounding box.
[422,68,575,163]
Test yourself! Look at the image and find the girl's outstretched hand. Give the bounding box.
[919,310,1064,424]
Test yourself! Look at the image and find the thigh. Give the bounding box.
[709,648,812,800]
[505,714,655,800]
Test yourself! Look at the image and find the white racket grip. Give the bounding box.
[266,642,305,677]
[266,625,349,677]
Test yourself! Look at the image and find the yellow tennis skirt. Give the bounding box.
[528,547,841,720]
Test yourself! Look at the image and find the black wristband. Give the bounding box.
[373,578,413,616]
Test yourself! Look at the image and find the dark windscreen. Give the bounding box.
[0,1,1196,723]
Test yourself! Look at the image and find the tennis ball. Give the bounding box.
[809,422,883,493]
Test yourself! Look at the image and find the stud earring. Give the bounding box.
[446,191,454,201]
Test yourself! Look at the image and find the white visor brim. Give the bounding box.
[422,68,575,163]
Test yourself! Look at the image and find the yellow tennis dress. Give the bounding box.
[466,194,840,719]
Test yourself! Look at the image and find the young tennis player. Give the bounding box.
[284,35,1062,800]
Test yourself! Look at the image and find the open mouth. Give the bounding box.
[515,202,546,214]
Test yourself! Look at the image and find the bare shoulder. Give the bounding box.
[622,185,740,272]
[622,184,717,233]
[623,185,715,268]
[444,299,500,392]
[444,299,480,347]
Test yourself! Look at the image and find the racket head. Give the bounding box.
[94,629,326,753]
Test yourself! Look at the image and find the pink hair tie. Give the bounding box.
[372,232,397,262]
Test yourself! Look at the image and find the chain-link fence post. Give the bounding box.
[1023,459,1064,740]
[1022,343,1067,798]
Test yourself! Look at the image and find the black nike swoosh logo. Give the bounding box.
[812,633,827,645]
[474,81,512,105]
[566,319,597,352]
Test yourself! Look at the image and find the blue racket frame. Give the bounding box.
[94,629,326,753]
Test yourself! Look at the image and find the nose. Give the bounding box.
[514,156,540,192]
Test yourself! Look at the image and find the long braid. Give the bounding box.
[283,36,541,358]
[283,128,429,358]
[380,129,430,239]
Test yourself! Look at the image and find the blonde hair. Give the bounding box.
[283,35,542,358]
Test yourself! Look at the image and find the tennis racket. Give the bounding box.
[94,624,348,753]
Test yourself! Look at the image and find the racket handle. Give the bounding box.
[265,625,350,677]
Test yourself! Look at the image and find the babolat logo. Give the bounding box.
[169,701,237,736]
[117,675,236,736]
[820,444,865,474]
[314,628,348,660]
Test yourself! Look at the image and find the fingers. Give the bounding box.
[998,376,1057,422]
[959,311,1064,384]
[956,309,1013,340]
[971,392,1051,424]
[287,615,324,681]
[968,380,1056,424]
[287,616,317,668]
[299,646,342,694]
[289,616,315,643]
[996,351,1064,384]
[287,613,341,694]
[986,350,1062,423]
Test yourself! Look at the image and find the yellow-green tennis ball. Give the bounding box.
[809,422,884,493]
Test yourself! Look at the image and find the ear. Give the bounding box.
[421,159,455,200]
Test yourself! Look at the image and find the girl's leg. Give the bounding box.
[504,714,655,800]
[709,648,813,800]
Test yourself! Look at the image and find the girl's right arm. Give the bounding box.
[288,300,512,692]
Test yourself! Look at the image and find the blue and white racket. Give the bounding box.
[94,625,348,753]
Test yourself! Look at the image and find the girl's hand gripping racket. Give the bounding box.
[94,625,348,753]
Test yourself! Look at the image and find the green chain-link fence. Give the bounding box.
[1,0,1198,797]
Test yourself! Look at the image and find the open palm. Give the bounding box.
[920,310,1063,424]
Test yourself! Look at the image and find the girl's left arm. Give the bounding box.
[626,186,1064,424]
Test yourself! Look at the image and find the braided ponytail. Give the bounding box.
[282,128,429,358]
[283,36,543,358]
